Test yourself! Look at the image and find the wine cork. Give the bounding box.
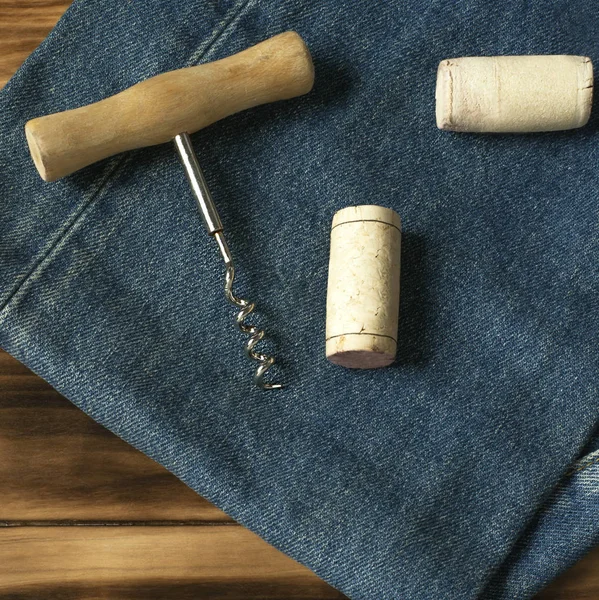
[436,55,593,132]
[326,205,401,369]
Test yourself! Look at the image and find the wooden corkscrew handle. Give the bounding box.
[25,31,314,181]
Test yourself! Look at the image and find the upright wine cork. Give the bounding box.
[326,205,401,369]
[436,55,593,132]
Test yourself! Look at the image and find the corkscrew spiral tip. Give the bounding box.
[224,263,283,390]
[175,132,283,390]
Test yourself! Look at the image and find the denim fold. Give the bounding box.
[1,1,598,598]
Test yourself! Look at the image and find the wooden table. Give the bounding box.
[0,2,597,597]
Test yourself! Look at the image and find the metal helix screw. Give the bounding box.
[222,257,283,390]
[174,133,283,390]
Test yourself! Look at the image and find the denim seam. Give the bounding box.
[565,455,599,476]
[0,0,256,319]
[0,156,126,318]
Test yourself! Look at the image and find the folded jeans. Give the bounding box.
[1,1,598,598]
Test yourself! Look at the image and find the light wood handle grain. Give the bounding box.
[25,31,314,181]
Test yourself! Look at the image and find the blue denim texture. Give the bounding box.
[1,1,599,598]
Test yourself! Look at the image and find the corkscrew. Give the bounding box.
[24,32,314,390]
[174,133,282,390]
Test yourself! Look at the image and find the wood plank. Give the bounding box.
[536,546,599,600]
[0,0,72,88]
[0,526,346,599]
[4,352,599,599]
[0,350,231,522]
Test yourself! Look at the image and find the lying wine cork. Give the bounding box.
[326,205,401,369]
[436,55,593,132]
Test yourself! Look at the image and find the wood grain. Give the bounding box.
[0,0,71,88]
[536,546,599,600]
[25,31,314,181]
[0,526,345,599]
[0,352,230,522]
[1,1,598,599]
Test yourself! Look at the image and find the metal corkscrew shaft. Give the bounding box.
[174,133,283,390]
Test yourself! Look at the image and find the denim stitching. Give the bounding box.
[0,0,256,318]
[0,156,126,317]
[566,454,599,476]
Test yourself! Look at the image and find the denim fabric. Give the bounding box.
[1,1,599,598]
[484,450,599,598]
